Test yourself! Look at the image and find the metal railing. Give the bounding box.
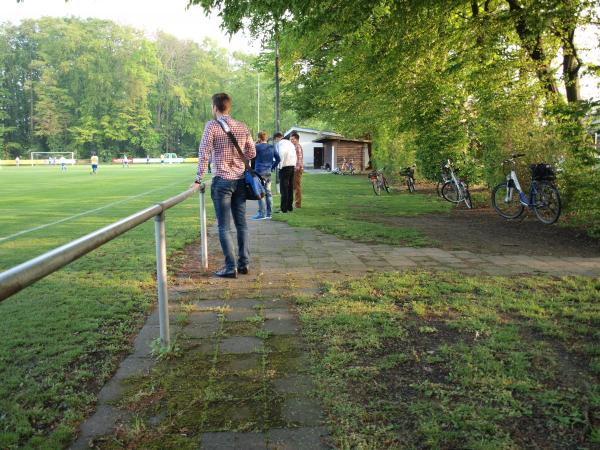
[0,185,209,346]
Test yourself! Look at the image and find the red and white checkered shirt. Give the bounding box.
[195,115,256,182]
[294,142,304,171]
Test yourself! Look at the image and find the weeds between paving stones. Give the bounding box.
[296,270,600,449]
[92,281,318,447]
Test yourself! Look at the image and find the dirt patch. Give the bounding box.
[380,206,600,257]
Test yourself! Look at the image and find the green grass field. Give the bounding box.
[0,164,211,449]
[273,174,450,246]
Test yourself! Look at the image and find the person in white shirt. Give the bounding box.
[59,155,66,171]
[15,156,20,167]
[273,132,297,213]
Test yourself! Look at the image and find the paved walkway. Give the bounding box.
[71,203,600,449]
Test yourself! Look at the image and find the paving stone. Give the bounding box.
[273,375,315,395]
[226,307,258,322]
[131,325,160,357]
[220,336,264,354]
[70,405,125,450]
[264,308,294,320]
[188,311,220,324]
[263,319,299,335]
[268,426,329,450]
[230,299,264,309]
[183,320,219,339]
[220,354,261,372]
[201,431,267,449]
[281,397,323,426]
[188,339,216,355]
[112,355,154,381]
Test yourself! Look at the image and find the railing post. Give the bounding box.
[154,211,170,346]
[199,186,208,270]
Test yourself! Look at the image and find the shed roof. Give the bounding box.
[313,136,372,144]
[284,126,342,139]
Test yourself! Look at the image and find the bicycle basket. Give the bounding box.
[368,171,378,180]
[530,163,556,181]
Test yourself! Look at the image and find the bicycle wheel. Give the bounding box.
[532,181,561,224]
[436,180,444,197]
[441,181,460,203]
[463,183,472,209]
[383,176,391,193]
[372,179,381,195]
[407,177,416,193]
[492,182,524,219]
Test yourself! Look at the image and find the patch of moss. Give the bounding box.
[221,321,260,336]
[266,335,304,354]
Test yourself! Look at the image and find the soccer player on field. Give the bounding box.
[59,155,66,171]
[91,153,99,174]
[122,154,129,168]
[15,156,20,167]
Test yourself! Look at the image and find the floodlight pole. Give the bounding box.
[274,27,280,134]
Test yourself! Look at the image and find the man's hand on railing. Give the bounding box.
[189,181,205,192]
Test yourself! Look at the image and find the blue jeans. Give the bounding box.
[257,173,273,216]
[211,176,249,271]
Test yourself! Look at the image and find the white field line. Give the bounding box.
[0,182,183,243]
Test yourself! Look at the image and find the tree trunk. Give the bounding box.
[506,0,560,97]
[562,29,581,103]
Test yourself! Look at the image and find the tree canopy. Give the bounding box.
[0,17,292,160]
[192,0,600,233]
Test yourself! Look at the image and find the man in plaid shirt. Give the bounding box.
[191,93,256,278]
[290,132,304,208]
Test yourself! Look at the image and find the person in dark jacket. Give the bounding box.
[252,131,280,219]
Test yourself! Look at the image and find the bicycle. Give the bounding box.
[368,168,390,195]
[399,166,416,193]
[436,164,452,197]
[491,153,561,224]
[343,160,356,175]
[440,159,472,208]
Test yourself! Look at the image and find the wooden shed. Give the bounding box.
[313,136,372,171]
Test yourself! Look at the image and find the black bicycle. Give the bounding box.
[399,166,416,193]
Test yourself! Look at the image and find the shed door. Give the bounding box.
[314,147,324,169]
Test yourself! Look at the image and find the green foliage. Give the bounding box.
[0,18,287,160]
[195,0,600,233]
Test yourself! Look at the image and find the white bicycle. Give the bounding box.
[440,159,472,209]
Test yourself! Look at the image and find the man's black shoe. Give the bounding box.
[213,268,237,278]
[238,266,249,275]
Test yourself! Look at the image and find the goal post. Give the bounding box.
[30,152,76,166]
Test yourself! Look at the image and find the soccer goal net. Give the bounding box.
[30,152,76,166]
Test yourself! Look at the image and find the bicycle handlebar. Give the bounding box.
[502,153,526,165]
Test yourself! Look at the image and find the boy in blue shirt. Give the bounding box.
[252,131,280,220]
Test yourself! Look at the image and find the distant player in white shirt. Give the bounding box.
[122,154,129,168]
[59,155,66,171]
[15,156,20,167]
